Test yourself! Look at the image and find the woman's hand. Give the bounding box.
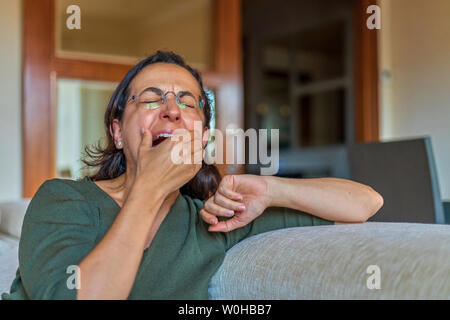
[133,127,203,198]
[200,175,384,231]
[200,174,272,232]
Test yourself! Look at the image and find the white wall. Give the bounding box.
[0,0,22,201]
[56,80,82,180]
[380,0,450,201]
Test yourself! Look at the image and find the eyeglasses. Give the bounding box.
[127,87,204,110]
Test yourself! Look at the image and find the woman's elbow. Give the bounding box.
[362,186,384,222]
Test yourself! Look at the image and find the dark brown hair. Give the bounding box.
[82,51,221,200]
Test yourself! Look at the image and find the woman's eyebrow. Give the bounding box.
[139,87,164,95]
[138,87,197,99]
[178,91,196,98]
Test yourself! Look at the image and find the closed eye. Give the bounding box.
[142,100,161,104]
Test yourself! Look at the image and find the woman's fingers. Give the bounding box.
[201,186,246,226]
[199,208,218,225]
[139,127,154,152]
[213,192,246,212]
[173,131,203,164]
[208,217,246,232]
[200,207,246,233]
[218,185,243,201]
[204,198,235,218]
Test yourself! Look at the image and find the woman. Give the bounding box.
[2,51,383,300]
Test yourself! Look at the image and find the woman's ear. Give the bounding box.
[202,127,210,148]
[111,119,123,149]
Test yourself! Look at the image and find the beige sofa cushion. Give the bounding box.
[0,233,19,294]
[208,222,450,299]
[0,199,31,239]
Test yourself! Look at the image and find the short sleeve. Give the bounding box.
[223,207,334,250]
[16,179,99,299]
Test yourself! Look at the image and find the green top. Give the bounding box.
[1,176,334,300]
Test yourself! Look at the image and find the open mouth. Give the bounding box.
[152,132,173,147]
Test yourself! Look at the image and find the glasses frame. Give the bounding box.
[127,88,204,110]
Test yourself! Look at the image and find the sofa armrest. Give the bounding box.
[0,232,20,294]
[0,199,31,239]
[208,222,450,299]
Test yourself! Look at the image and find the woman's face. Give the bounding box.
[111,62,209,167]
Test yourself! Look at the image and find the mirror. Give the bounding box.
[56,79,117,179]
[55,0,214,68]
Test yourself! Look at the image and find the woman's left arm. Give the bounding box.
[264,176,384,224]
[200,175,384,232]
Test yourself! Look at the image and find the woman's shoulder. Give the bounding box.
[36,176,92,200]
[25,177,99,225]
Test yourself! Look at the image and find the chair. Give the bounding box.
[348,137,445,223]
[443,202,450,224]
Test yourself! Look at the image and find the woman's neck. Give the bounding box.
[95,170,179,212]
[93,171,180,251]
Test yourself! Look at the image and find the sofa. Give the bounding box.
[0,199,30,294]
[1,200,449,299]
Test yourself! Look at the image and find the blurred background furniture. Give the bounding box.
[444,202,450,224]
[348,137,446,224]
[250,136,447,224]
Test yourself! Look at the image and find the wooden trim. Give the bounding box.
[53,58,133,82]
[22,0,54,198]
[354,0,380,143]
[213,0,244,176]
[53,57,232,89]
[214,0,243,78]
[49,71,57,180]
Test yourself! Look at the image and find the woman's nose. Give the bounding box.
[159,95,181,121]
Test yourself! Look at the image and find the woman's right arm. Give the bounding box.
[76,179,164,300]
[76,128,202,300]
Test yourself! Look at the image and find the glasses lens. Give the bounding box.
[178,95,198,109]
[136,90,200,110]
[139,91,162,103]
[137,92,162,109]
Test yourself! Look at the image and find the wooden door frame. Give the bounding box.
[22,0,243,197]
[354,0,380,143]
